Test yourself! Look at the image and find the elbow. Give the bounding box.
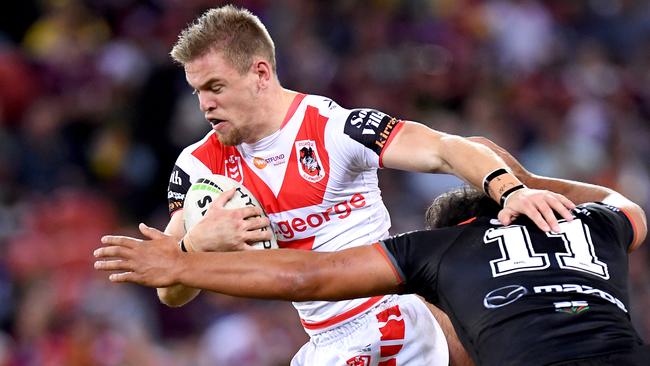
[156,287,194,308]
[276,263,326,302]
[159,297,188,308]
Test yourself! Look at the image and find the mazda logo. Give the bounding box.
[484,285,528,309]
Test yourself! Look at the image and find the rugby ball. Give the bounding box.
[183,175,277,250]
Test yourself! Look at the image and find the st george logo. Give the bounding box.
[295,140,325,183]
[224,156,244,184]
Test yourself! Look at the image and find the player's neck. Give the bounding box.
[247,87,299,143]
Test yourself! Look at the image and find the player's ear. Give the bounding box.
[252,59,272,88]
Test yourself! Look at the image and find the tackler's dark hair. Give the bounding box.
[425,186,501,229]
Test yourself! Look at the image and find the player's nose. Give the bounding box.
[198,93,217,113]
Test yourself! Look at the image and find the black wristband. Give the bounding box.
[499,184,526,207]
[483,168,509,195]
[179,238,188,253]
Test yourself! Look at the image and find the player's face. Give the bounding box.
[185,50,261,146]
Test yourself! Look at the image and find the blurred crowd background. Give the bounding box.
[1,0,649,365]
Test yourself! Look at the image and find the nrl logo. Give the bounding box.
[295,140,325,183]
[224,155,244,184]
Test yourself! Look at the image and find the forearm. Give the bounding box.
[157,212,201,306]
[520,174,613,204]
[383,123,520,195]
[175,247,397,301]
[437,135,514,189]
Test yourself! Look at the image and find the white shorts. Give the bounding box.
[291,294,448,366]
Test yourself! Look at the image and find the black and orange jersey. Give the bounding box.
[379,202,644,366]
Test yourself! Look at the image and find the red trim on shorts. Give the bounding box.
[619,207,638,247]
[457,217,477,226]
[372,243,404,284]
[280,93,306,129]
[300,295,386,330]
[376,305,405,365]
[378,359,397,366]
[378,120,405,168]
[380,345,403,358]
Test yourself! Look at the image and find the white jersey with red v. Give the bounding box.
[168,94,404,331]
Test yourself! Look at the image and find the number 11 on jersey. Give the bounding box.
[484,219,609,279]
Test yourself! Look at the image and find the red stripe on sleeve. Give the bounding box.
[378,120,405,168]
[372,243,404,284]
[619,208,638,247]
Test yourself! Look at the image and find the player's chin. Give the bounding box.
[215,128,243,146]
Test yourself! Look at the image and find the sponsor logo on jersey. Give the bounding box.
[483,285,528,308]
[534,283,627,313]
[295,140,325,183]
[253,153,286,169]
[167,191,185,200]
[253,157,267,169]
[225,155,244,183]
[344,109,399,155]
[273,193,366,240]
[169,170,182,185]
[346,355,371,366]
[554,300,590,314]
[169,201,183,212]
[167,165,191,214]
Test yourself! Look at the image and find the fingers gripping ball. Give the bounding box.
[183,175,278,249]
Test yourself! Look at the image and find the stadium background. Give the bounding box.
[1,0,649,364]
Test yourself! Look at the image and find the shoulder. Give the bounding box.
[179,130,220,156]
[572,202,636,250]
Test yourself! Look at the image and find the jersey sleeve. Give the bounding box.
[326,105,404,169]
[167,146,213,216]
[580,202,636,251]
[379,229,461,304]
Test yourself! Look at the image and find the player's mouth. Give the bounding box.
[209,118,228,132]
[209,118,225,127]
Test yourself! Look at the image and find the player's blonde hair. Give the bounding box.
[170,5,276,74]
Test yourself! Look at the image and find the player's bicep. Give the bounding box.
[380,121,448,173]
[307,246,401,301]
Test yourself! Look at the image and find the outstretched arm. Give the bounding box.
[382,122,575,232]
[94,225,400,301]
[469,136,647,251]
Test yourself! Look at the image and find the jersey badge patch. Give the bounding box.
[554,300,590,315]
[295,140,325,183]
[224,155,244,184]
[346,355,371,366]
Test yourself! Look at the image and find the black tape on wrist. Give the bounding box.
[500,184,526,207]
[483,168,509,195]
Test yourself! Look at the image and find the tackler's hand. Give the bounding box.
[94,223,182,287]
[499,188,575,232]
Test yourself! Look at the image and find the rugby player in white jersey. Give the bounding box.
[159,5,575,366]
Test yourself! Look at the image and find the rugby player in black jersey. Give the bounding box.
[95,139,647,365]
